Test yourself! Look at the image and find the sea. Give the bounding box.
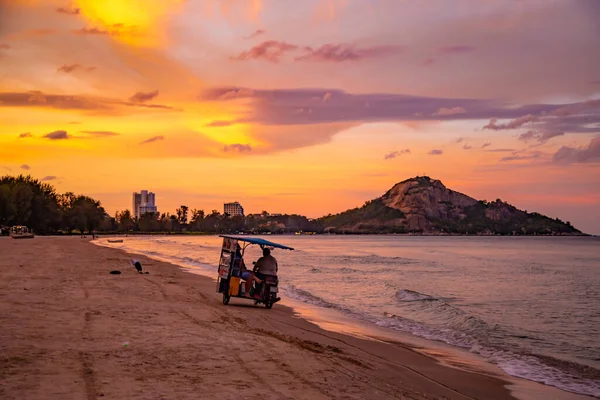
[96,235,600,397]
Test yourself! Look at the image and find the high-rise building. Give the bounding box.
[224,201,244,217]
[132,190,158,219]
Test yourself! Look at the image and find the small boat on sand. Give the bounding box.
[108,239,124,243]
[10,226,35,239]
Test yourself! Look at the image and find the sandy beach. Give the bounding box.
[0,237,588,400]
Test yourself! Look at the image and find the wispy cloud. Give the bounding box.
[463,144,472,150]
[433,106,467,116]
[500,153,542,162]
[384,149,410,160]
[41,175,57,181]
[232,40,298,62]
[483,114,538,130]
[139,135,164,145]
[57,64,96,73]
[552,136,600,164]
[245,29,266,39]
[518,130,564,144]
[224,143,252,152]
[129,90,159,103]
[206,120,236,127]
[20,164,30,170]
[56,7,80,15]
[233,41,402,63]
[295,44,403,63]
[44,130,69,140]
[481,142,492,148]
[19,132,32,138]
[428,149,443,155]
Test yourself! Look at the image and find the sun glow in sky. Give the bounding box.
[1,0,599,233]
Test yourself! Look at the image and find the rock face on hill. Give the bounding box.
[319,176,582,235]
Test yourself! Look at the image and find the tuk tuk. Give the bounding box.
[216,235,294,309]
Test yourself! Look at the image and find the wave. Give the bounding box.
[395,289,438,302]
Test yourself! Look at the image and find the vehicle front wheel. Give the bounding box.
[223,293,230,305]
[265,301,273,309]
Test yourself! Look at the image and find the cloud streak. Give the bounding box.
[384,149,410,160]
[233,41,402,63]
[428,149,443,155]
[139,135,165,145]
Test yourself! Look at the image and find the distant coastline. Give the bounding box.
[0,174,587,236]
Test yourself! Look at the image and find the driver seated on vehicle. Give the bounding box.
[253,247,278,282]
[235,244,261,297]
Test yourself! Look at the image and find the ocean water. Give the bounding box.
[96,235,600,397]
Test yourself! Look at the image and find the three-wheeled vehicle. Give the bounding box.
[216,235,294,309]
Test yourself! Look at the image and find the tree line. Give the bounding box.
[0,175,323,235]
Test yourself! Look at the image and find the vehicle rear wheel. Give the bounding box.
[265,301,273,309]
[223,293,230,305]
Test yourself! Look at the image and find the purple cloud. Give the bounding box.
[518,130,564,144]
[552,136,600,164]
[139,135,164,145]
[483,114,538,130]
[224,144,252,153]
[232,40,298,63]
[500,153,542,162]
[428,149,443,155]
[20,164,30,170]
[41,176,57,181]
[481,142,491,148]
[438,45,476,54]
[200,87,600,134]
[296,44,402,63]
[19,132,32,138]
[384,149,410,160]
[463,144,472,150]
[44,130,69,140]
[485,148,515,153]
[591,81,600,85]
[129,90,159,103]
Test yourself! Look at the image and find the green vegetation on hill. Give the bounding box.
[319,199,406,233]
[430,200,579,235]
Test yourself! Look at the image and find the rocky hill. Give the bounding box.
[319,176,582,235]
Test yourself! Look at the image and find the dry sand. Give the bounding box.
[0,236,563,399]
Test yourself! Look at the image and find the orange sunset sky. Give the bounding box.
[1,0,599,233]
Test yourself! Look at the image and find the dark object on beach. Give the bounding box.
[131,259,143,273]
[144,272,150,274]
[110,270,121,275]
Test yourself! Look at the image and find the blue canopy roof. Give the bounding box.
[219,235,294,250]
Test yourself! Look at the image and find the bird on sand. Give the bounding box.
[130,259,143,273]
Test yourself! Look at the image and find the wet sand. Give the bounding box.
[0,237,583,399]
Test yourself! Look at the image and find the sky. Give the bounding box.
[1,0,599,234]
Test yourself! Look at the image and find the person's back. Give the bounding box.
[254,248,278,276]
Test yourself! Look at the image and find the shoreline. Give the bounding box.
[1,237,593,399]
